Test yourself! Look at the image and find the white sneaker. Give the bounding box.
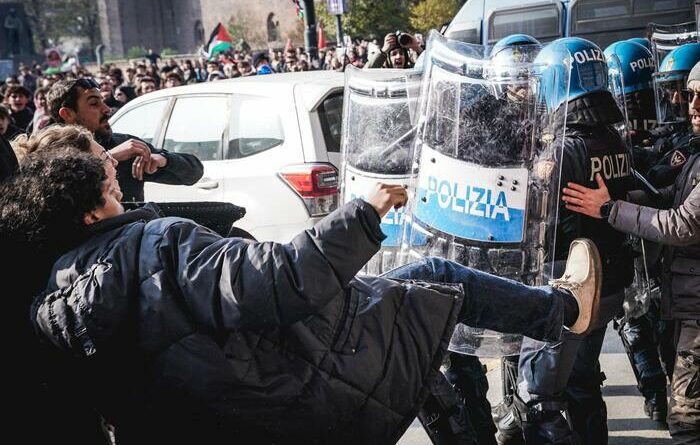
[549,238,602,335]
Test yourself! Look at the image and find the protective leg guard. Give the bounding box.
[443,353,497,445]
[492,355,524,445]
[565,328,608,445]
[512,395,579,445]
[418,368,479,445]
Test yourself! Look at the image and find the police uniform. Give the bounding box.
[514,89,635,445]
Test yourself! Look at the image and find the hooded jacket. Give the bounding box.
[31,200,463,445]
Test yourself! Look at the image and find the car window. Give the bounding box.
[317,92,343,153]
[110,99,167,144]
[163,95,228,161]
[226,95,285,160]
[488,5,561,43]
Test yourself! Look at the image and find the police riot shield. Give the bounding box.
[399,32,571,356]
[648,21,699,69]
[339,65,422,275]
[607,55,653,321]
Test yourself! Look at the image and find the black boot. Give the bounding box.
[643,391,668,423]
[492,356,524,445]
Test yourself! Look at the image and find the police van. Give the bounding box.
[446,0,696,49]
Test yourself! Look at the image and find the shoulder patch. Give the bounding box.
[670,150,687,167]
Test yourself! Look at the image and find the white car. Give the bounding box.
[109,72,344,242]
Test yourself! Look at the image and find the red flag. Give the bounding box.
[318,23,326,49]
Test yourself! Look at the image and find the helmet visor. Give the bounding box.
[653,70,691,124]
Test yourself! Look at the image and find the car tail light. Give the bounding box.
[278,163,339,216]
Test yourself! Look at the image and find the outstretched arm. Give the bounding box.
[562,175,700,246]
[165,184,407,332]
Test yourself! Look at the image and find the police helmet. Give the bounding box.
[604,40,655,94]
[534,37,608,109]
[658,43,700,78]
[487,34,541,83]
[627,37,652,52]
[490,34,541,56]
[653,43,700,123]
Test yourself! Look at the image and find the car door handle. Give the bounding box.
[195,179,219,190]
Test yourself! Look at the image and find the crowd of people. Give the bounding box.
[0,20,698,445]
[0,32,423,144]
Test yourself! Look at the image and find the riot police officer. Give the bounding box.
[510,37,636,445]
[647,44,700,188]
[603,39,671,422]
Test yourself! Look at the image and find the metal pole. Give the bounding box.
[335,14,344,47]
[301,0,318,62]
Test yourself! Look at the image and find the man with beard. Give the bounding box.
[47,78,203,201]
[562,61,700,444]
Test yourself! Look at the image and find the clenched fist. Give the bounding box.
[367,183,408,218]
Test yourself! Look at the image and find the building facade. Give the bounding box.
[97,0,302,57]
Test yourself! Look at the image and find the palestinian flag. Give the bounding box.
[202,23,234,59]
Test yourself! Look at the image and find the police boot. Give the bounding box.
[513,395,579,445]
[493,356,524,445]
[643,390,668,423]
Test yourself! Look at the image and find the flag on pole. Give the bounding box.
[201,22,234,60]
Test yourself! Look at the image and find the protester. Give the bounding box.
[137,76,158,95]
[0,104,22,140]
[164,71,183,88]
[0,126,602,443]
[366,32,422,69]
[114,85,137,107]
[47,78,203,201]
[30,86,51,133]
[562,62,700,444]
[3,84,33,131]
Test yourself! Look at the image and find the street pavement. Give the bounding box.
[398,323,672,444]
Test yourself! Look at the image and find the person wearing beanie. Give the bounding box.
[562,61,700,444]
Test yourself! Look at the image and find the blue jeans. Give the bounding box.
[383,257,574,344]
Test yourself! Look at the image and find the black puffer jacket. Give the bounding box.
[32,200,462,445]
[556,91,636,296]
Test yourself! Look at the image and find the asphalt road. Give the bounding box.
[398,323,672,444]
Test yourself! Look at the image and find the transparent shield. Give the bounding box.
[653,70,691,124]
[648,21,699,68]
[399,32,571,356]
[339,65,422,275]
[607,55,652,321]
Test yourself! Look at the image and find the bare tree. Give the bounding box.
[22,0,101,53]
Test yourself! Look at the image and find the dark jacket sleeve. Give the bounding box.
[0,134,18,181]
[609,182,700,247]
[158,199,385,332]
[144,142,204,186]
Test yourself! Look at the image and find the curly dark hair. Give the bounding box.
[0,148,106,252]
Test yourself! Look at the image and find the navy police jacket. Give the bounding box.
[556,91,636,296]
